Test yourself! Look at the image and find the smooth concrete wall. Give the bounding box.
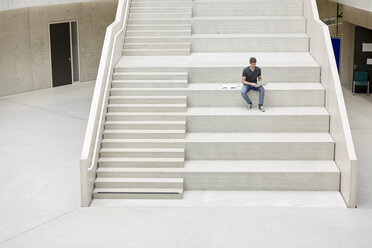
[330,0,372,12]
[343,5,372,30]
[0,0,117,96]
[316,0,340,20]
[340,21,355,88]
[0,0,105,11]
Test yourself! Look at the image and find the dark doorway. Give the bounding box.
[353,26,372,93]
[50,22,72,87]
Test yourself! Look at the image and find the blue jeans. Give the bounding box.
[241,84,265,106]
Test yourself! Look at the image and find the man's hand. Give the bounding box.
[251,83,258,87]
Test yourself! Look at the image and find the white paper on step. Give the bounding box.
[221,84,241,89]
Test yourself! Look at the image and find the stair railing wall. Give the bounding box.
[80,0,131,207]
[304,0,358,208]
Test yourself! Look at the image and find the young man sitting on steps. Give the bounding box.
[241,57,265,112]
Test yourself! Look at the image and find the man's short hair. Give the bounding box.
[249,57,257,64]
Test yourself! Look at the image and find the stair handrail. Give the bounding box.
[80,0,131,207]
[304,0,358,208]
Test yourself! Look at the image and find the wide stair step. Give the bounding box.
[192,16,306,34]
[185,132,334,160]
[110,83,324,107]
[191,34,309,52]
[186,107,330,132]
[193,1,303,17]
[184,160,339,191]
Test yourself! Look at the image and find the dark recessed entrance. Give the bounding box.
[49,21,80,87]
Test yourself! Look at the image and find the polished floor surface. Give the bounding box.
[0,81,372,247]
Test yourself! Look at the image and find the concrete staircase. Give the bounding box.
[94,68,188,199]
[124,0,192,56]
[93,0,341,203]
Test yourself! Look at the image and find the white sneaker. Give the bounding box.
[247,104,252,110]
[259,106,265,112]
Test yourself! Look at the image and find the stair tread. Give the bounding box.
[187,107,329,116]
[128,24,191,27]
[115,52,319,68]
[112,80,187,83]
[98,157,184,162]
[130,7,192,9]
[126,30,191,33]
[107,112,186,116]
[185,132,334,143]
[184,160,339,173]
[108,104,186,107]
[105,121,186,124]
[123,49,190,51]
[94,188,183,193]
[111,83,323,91]
[97,167,183,172]
[102,138,184,143]
[95,177,184,183]
[124,42,190,45]
[126,36,190,38]
[109,96,187,99]
[104,129,185,133]
[192,16,305,20]
[192,33,308,38]
[188,83,323,90]
[128,18,191,20]
[114,72,188,76]
[101,148,185,152]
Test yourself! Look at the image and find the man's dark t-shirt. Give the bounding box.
[242,66,261,83]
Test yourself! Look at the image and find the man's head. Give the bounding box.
[249,57,257,67]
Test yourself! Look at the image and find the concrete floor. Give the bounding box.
[0,81,372,247]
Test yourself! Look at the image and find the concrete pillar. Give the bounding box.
[340,21,355,88]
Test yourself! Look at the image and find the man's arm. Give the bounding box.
[258,75,262,82]
[242,76,257,86]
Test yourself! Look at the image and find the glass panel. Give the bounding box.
[71,21,79,82]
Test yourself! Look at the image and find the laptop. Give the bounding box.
[255,81,268,87]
